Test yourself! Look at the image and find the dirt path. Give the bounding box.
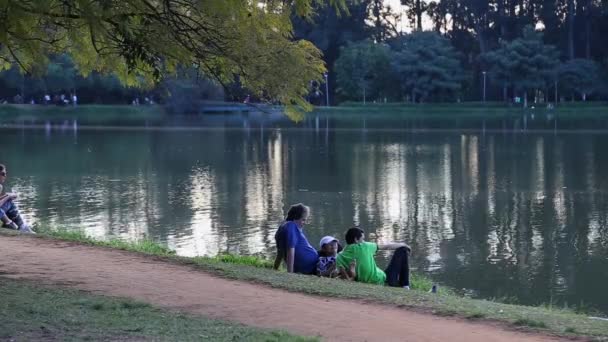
[0,236,564,342]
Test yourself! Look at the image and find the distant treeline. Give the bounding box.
[295,0,608,104]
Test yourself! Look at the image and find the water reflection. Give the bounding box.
[1,126,608,312]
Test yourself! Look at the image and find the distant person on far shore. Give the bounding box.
[0,164,35,234]
[72,94,78,106]
[274,203,318,274]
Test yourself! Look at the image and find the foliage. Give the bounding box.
[0,54,226,106]
[391,31,464,102]
[0,0,350,116]
[401,0,428,31]
[558,58,602,100]
[334,41,394,103]
[483,26,559,104]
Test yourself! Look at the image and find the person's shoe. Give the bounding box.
[18,224,36,234]
[403,286,410,290]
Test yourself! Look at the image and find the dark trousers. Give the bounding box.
[384,247,411,287]
[1,200,24,228]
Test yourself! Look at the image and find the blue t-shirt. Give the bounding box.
[276,221,318,274]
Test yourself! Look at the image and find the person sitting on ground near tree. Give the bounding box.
[337,227,411,289]
[273,203,318,274]
[316,236,356,280]
[0,164,35,234]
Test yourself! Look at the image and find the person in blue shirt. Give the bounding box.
[273,203,318,274]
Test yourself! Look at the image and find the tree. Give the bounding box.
[401,0,428,31]
[0,0,347,119]
[484,26,559,106]
[292,0,374,105]
[334,41,393,103]
[391,31,464,103]
[558,59,601,101]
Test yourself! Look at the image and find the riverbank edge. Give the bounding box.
[3,228,607,341]
[3,103,608,119]
[0,277,315,342]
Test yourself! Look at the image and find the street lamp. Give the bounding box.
[324,73,330,107]
[482,71,487,103]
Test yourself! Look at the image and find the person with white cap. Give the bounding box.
[317,236,356,280]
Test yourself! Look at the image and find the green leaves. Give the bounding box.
[334,32,464,103]
[483,26,559,95]
[392,31,464,102]
[0,0,338,113]
[558,59,602,100]
[334,40,393,103]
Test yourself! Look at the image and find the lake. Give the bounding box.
[2,110,608,312]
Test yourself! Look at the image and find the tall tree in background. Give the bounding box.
[558,59,601,101]
[392,31,464,102]
[401,0,428,31]
[293,1,373,104]
[334,41,393,103]
[484,26,559,106]
[568,0,576,59]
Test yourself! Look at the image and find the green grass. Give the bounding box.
[214,253,275,269]
[13,227,608,340]
[315,101,608,118]
[513,318,549,329]
[0,104,165,123]
[0,278,315,342]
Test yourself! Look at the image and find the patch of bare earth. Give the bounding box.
[0,236,567,342]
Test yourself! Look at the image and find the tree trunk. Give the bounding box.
[586,8,592,58]
[524,91,528,108]
[503,84,508,103]
[508,0,517,37]
[475,22,487,54]
[567,0,575,60]
[416,0,423,31]
[498,0,506,39]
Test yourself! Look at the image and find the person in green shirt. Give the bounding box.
[336,227,411,289]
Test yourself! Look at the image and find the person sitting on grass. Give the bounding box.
[0,164,35,234]
[273,203,318,274]
[317,236,356,280]
[337,227,411,289]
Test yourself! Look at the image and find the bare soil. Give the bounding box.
[0,236,565,342]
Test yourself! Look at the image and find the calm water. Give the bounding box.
[2,112,608,312]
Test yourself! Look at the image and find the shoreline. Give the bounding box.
[3,228,607,340]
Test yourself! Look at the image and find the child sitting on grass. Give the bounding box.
[317,236,356,280]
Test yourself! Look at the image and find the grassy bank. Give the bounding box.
[316,101,608,117]
[0,104,165,123]
[4,102,608,124]
[0,278,314,342]
[15,228,608,340]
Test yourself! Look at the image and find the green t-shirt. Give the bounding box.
[336,242,386,285]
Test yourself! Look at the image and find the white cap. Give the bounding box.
[319,236,338,248]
